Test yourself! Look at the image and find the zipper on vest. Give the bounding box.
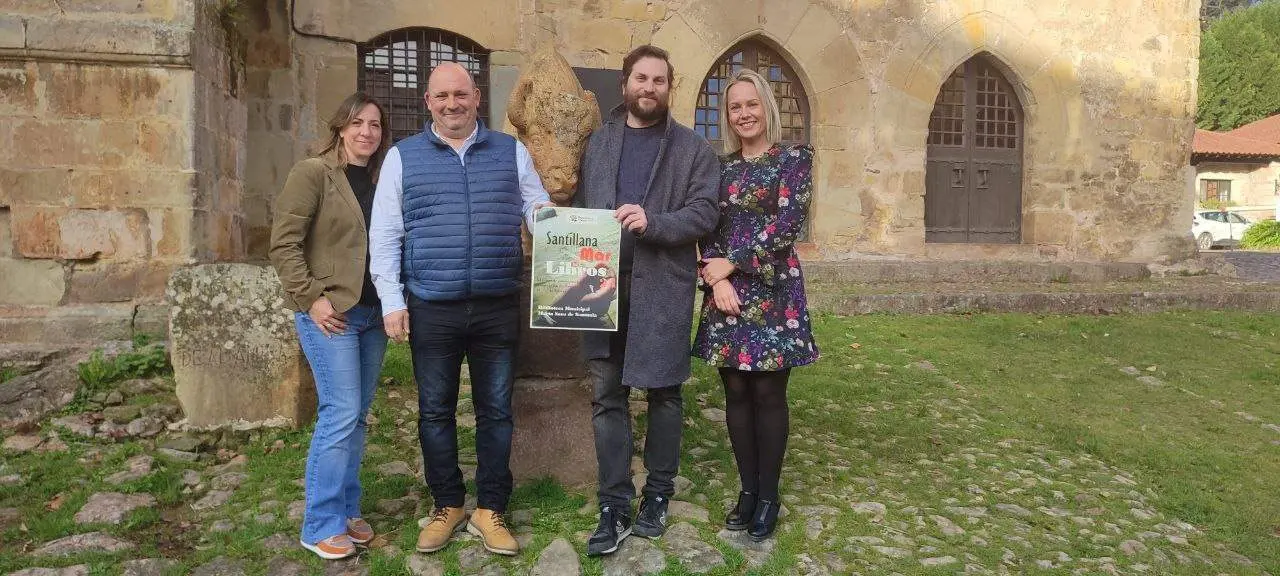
[462,149,473,298]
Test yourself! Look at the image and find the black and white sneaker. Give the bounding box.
[586,505,632,556]
[633,495,669,538]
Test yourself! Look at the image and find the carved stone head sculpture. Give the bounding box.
[507,46,602,206]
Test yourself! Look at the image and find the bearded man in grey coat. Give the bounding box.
[574,44,721,556]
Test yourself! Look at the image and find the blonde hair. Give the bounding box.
[718,69,782,153]
[315,92,390,182]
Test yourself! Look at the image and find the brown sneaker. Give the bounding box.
[346,517,374,544]
[416,506,466,553]
[300,534,356,559]
[466,508,519,556]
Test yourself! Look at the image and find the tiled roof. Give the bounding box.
[1193,128,1280,159]
[1227,114,1280,144]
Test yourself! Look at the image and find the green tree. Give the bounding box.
[1196,0,1280,131]
[1201,0,1258,29]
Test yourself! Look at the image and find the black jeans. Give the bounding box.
[408,293,518,512]
[589,274,684,509]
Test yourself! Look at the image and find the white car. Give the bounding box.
[1192,210,1252,250]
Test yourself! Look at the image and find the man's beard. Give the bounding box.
[625,91,668,123]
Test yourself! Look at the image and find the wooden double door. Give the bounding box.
[925,57,1024,244]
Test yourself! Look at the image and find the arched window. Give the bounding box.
[925,55,1024,244]
[358,28,490,143]
[694,40,810,152]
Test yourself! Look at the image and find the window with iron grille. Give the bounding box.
[1200,179,1232,203]
[357,28,490,143]
[928,59,1020,149]
[694,40,810,153]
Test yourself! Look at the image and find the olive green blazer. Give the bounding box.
[268,153,371,313]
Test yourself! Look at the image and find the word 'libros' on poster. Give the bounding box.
[530,207,621,331]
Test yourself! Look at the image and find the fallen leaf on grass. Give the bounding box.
[45,493,65,511]
[850,343,862,350]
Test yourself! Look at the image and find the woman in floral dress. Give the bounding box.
[694,69,818,542]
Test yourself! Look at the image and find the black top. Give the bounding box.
[616,118,665,274]
[346,164,381,308]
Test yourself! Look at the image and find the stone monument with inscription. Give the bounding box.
[167,263,315,428]
[507,46,604,485]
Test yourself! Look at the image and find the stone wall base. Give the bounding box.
[803,260,1153,284]
[808,290,1280,315]
[0,304,167,346]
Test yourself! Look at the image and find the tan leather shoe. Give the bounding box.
[416,506,466,553]
[346,517,374,544]
[466,508,519,556]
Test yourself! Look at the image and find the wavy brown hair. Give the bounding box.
[315,92,390,182]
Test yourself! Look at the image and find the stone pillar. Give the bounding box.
[506,46,602,486]
[167,263,315,428]
[510,265,596,485]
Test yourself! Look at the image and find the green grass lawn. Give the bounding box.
[1,311,1277,574]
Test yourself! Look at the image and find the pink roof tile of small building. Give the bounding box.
[1193,127,1280,159]
[1227,113,1280,144]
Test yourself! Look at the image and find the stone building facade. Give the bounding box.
[0,0,1200,345]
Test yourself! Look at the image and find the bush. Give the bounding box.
[72,342,173,410]
[116,342,171,379]
[76,350,121,390]
[1241,219,1280,248]
[1198,199,1237,211]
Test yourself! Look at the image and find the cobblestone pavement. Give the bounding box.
[1221,251,1280,282]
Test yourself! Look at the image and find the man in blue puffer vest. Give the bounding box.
[369,62,550,557]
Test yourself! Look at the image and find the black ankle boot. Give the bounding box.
[724,491,757,531]
[747,499,780,541]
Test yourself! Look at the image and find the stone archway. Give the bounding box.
[357,27,492,142]
[886,10,1083,250]
[648,0,859,129]
[692,37,813,152]
[648,0,870,248]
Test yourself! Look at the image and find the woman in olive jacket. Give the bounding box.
[269,92,389,561]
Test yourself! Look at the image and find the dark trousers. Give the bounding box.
[590,274,684,509]
[408,293,518,512]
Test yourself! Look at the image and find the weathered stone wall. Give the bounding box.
[0,0,1202,347]
[191,1,248,263]
[0,0,247,344]
[242,0,302,261]
[289,0,1199,264]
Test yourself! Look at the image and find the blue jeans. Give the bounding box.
[295,304,388,544]
[408,293,517,512]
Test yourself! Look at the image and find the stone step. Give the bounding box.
[0,304,167,346]
[801,259,1153,284]
[807,288,1280,315]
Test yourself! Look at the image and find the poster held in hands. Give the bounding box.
[530,207,621,331]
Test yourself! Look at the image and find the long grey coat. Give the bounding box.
[576,106,721,388]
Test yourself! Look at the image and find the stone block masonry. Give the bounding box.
[0,0,245,344]
[0,0,1206,347]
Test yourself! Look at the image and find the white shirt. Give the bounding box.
[369,124,550,316]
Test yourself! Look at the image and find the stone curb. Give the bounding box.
[808,290,1280,315]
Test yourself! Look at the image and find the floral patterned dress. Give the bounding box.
[693,143,819,371]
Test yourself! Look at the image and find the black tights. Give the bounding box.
[719,368,790,501]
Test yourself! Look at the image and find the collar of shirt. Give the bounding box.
[431,122,480,163]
